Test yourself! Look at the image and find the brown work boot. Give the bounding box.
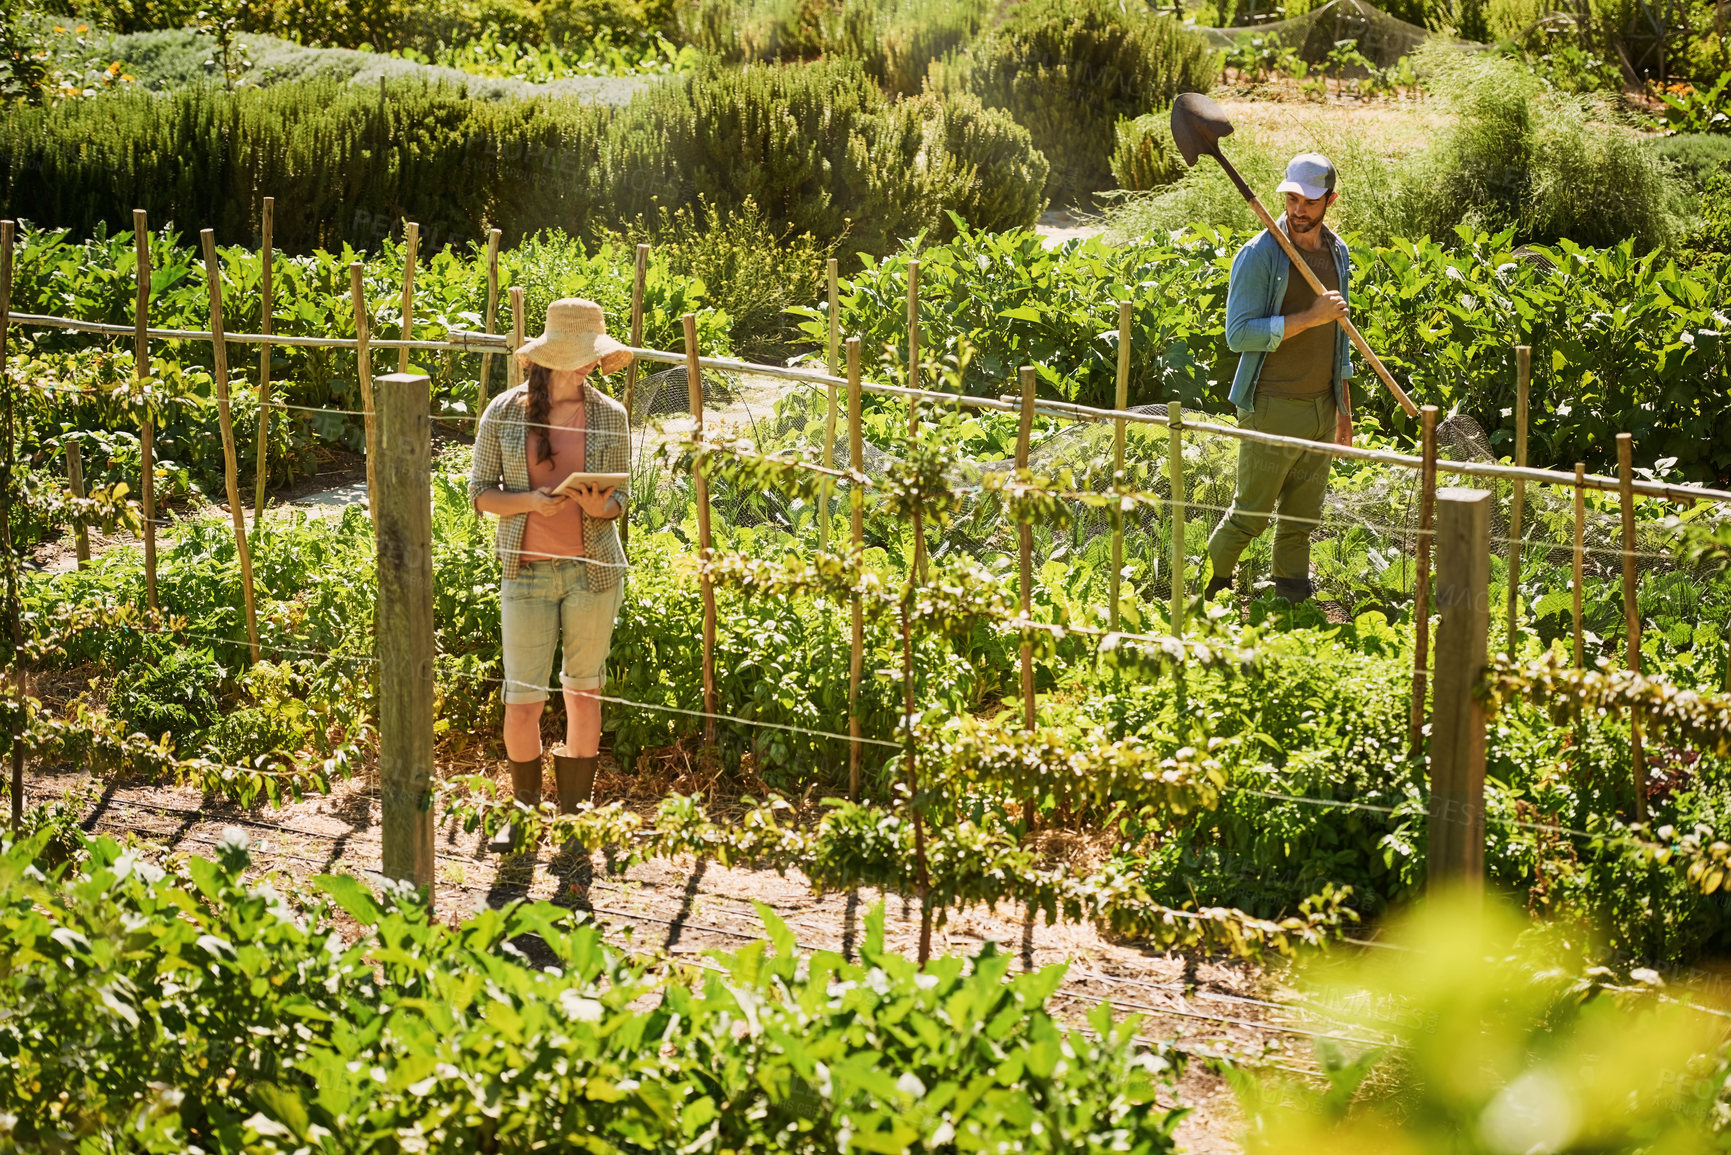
[487,754,543,854]
[553,751,598,814]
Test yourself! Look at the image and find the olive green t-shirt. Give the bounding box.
[1256,245,1338,401]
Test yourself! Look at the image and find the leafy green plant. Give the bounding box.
[1236,890,1725,1153]
[0,829,1194,1152]
[110,647,227,746]
[1660,71,1731,135]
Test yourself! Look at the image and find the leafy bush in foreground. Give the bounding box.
[0,828,1188,1152]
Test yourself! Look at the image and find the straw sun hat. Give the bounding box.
[515,298,633,375]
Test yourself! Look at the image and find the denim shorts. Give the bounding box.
[500,559,623,704]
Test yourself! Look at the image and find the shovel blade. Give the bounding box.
[1170,92,1235,167]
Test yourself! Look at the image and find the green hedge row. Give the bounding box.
[0,59,1046,256]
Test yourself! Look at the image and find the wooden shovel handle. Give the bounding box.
[1241,192,1419,418]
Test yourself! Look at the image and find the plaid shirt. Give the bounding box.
[468,382,630,589]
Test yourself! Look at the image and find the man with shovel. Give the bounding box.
[1166,94,1418,606]
[1202,153,1352,605]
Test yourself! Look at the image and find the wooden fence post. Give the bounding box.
[1572,463,1586,668]
[1408,404,1439,756]
[847,336,864,800]
[620,245,647,550]
[1505,344,1529,655]
[1016,366,1038,827]
[253,196,274,532]
[397,222,418,375]
[478,228,501,414]
[508,286,525,392]
[64,438,89,566]
[1617,433,1646,820]
[818,257,840,555]
[1427,487,1491,895]
[1168,400,1185,634]
[350,263,379,525]
[133,211,156,612]
[200,230,261,664]
[684,313,717,745]
[1111,300,1130,632]
[374,371,436,904]
[3,219,19,833]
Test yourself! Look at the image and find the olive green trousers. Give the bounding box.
[1205,393,1337,583]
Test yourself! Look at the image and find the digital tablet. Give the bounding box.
[551,471,628,498]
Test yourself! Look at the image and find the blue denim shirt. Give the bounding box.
[1224,215,1354,412]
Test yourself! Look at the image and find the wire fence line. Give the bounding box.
[13,301,1731,507]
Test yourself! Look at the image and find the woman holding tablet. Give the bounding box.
[469,298,633,852]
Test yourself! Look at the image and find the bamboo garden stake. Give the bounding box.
[907,260,925,578]
[1016,367,1038,827]
[1168,400,1185,635]
[847,336,864,800]
[1506,345,1530,654]
[200,230,261,664]
[1573,463,1586,667]
[65,439,88,566]
[1110,301,1130,631]
[253,197,274,531]
[1408,404,1439,756]
[508,286,525,391]
[685,313,717,745]
[350,263,379,524]
[397,222,418,374]
[478,229,501,412]
[133,211,156,610]
[1618,433,1646,820]
[3,219,19,833]
[622,244,647,550]
[818,258,840,554]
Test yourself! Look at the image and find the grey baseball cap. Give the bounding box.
[1276,153,1337,199]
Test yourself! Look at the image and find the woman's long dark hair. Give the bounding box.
[525,362,556,466]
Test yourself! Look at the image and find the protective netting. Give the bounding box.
[1192,0,1462,67]
[630,371,1723,621]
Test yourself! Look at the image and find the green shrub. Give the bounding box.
[1400,45,1680,251]
[607,57,1044,255]
[1109,111,1186,192]
[0,60,1045,257]
[1650,131,1731,187]
[674,0,995,95]
[955,0,1216,205]
[111,647,227,745]
[606,197,832,360]
[0,78,612,252]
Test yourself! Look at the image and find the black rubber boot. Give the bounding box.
[487,755,542,854]
[1272,576,1315,604]
[553,752,598,814]
[1204,574,1232,599]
